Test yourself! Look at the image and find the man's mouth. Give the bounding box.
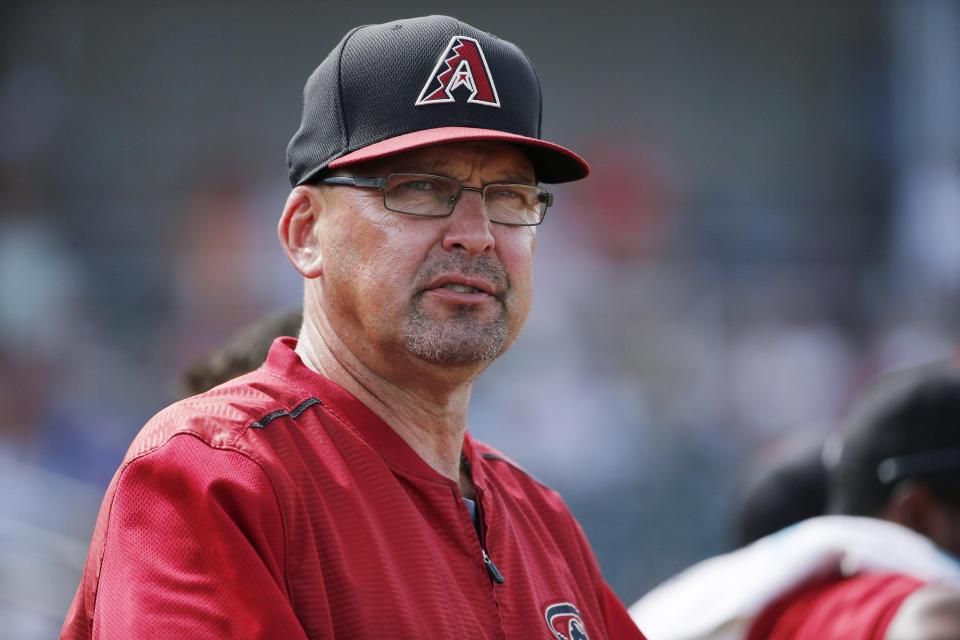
[441,283,484,294]
[424,274,499,298]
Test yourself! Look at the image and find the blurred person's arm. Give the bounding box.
[886,585,960,640]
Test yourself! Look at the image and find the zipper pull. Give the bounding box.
[482,548,505,584]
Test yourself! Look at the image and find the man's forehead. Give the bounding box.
[352,142,536,181]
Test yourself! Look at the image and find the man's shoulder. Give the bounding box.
[470,438,567,507]
[471,439,530,474]
[125,368,306,463]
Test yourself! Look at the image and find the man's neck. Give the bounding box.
[296,317,476,485]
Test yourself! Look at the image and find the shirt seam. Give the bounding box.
[262,361,454,486]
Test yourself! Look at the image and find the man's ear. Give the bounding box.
[886,481,960,554]
[882,480,936,536]
[279,186,325,278]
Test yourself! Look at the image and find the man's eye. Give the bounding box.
[402,180,437,191]
[493,188,532,203]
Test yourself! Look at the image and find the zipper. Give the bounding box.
[462,453,506,585]
[482,548,505,584]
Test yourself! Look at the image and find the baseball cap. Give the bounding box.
[828,363,960,514]
[287,15,589,186]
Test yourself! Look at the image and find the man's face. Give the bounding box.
[312,141,539,373]
[926,492,960,558]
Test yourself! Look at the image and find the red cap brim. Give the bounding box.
[328,126,589,184]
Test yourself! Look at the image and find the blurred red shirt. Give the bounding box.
[748,572,925,640]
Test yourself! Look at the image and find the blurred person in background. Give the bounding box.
[177,308,302,398]
[630,363,960,640]
[61,15,644,639]
[734,434,829,547]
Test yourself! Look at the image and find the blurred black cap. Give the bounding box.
[829,363,960,514]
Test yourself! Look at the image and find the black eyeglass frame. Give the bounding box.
[318,173,553,227]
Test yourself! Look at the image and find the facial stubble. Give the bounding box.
[402,254,511,365]
[403,296,508,365]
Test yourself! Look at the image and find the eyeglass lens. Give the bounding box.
[383,173,546,225]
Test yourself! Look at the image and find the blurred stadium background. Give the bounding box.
[1,1,958,636]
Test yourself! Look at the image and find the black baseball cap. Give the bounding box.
[287,15,589,186]
[828,363,960,514]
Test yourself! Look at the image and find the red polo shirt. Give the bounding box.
[62,337,643,639]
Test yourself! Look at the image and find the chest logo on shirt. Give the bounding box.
[544,602,590,640]
[415,35,501,107]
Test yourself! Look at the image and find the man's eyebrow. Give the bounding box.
[499,174,538,184]
[387,162,536,184]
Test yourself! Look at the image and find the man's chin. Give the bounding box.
[403,319,507,366]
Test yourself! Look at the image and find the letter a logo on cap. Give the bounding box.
[416,36,501,107]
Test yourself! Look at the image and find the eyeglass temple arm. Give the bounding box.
[319,177,388,189]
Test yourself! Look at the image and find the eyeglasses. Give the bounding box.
[318,172,553,226]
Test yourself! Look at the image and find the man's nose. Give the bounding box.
[440,189,495,255]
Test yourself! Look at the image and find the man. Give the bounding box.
[62,15,645,639]
[630,364,960,639]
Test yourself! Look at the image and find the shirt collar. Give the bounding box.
[262,336,473,485]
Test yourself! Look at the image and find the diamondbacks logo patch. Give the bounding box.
[415,35,501,107]
[544,602,590,640]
